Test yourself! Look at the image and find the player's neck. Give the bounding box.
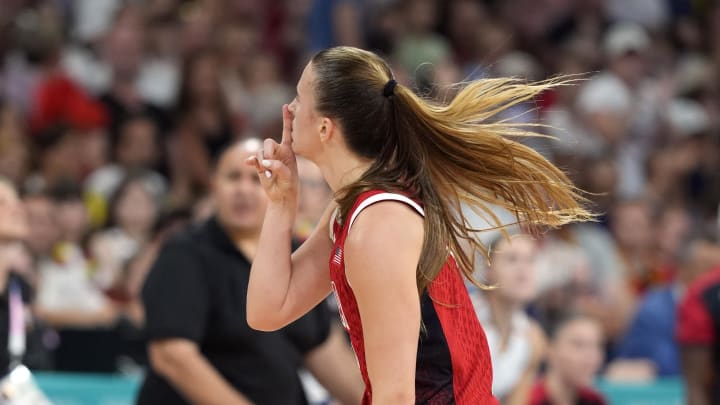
[313,150,372,193]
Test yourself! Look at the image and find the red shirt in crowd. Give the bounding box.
[529,379,607,405]
[676,266,720,403]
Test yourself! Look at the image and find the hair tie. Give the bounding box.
[383,79,397,98]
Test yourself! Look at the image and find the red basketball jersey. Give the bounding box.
[328,190,497,404]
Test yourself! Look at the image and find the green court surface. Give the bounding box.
[31,373,685,405]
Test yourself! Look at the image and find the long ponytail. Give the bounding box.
[312,47,593,293]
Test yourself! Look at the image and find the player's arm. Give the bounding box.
[246,105,334,331]
[247,200,335,330]
[345,201,424,404]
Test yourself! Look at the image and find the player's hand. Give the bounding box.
[246,104,298,204]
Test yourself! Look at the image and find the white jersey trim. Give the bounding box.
[329,207,339,243]
[348,193,425,232]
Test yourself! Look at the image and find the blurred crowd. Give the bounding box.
[0,0,719,404]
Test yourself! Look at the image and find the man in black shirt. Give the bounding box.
[138,139,362,404]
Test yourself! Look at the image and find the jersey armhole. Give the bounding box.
[347,193,425,233]
[343,193,425,291]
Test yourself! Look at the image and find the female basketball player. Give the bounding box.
[246,46,592,404]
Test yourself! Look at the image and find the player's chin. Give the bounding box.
[292,139,315,157]
[290,141,305,157]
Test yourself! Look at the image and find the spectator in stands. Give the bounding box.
[544,49,596,168]
[610,231,720,380]
[23,16,111,178]
[242,52,294,140]
[120,208,194,328]
[97,6,169,138]
[176,1,218,59]
[22,191,59,274]
[25,125,84,193]
[530,313,607,405]
[34,181,117,329]
[139,138,362,404]
[0,136,29,190]
[393,0,454,89]
[90,172,161,292]
[0,104,31,186]
[573,64,632,160]
[2,4,65,117]
[85,113,167,206]
[444,0,489,69]
[534,224,634,342]
[0,177,36,371]
[677,234,720,405]
[599,22,668,198]
[470,233,546,405]
[306,0,363,53]
[643,147,684,209]
[142,13,182,109]
[580,154,619,226]
[609,198,656,294]
[168,49,234,206]
[217,21,261,126]
[665,99,720,226]
[652,205,692,282]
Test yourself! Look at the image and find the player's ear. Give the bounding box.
[319,117,336,143]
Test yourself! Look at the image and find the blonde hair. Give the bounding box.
[311,46,593,293]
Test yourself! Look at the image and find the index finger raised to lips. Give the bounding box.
[281,104,293,145]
